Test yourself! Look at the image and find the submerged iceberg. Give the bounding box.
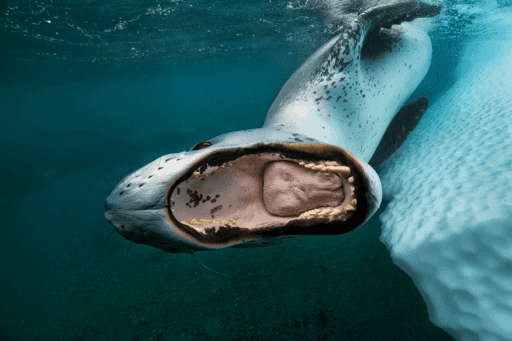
[378,8,512,341]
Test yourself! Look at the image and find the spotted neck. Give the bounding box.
[264,18,433,162]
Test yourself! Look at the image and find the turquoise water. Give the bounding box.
[0,0,507,339]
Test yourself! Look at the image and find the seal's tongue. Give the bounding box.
[263,161,344,216]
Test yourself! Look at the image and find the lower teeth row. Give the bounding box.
[298,200,357,219]
[184,218,237,226]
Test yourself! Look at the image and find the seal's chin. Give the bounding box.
[165,143,368,247]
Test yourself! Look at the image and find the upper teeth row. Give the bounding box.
[192,163,220,177]
[298,161,351,176]
[192,160,351,177]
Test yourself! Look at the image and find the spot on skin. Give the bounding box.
[210,205,223,215]
[186,189,203,207]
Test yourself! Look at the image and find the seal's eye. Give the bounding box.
[190,142,212,151]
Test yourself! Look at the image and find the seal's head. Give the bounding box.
[105,129,381,253]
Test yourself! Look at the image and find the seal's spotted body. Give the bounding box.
[105,0,441,253]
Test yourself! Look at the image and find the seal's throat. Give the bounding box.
[167,149,361,242]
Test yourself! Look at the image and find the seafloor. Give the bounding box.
[0,169,453,340]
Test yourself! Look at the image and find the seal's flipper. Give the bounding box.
[369,97,428,168]
[313,0,441,29]
[359,0,442,30]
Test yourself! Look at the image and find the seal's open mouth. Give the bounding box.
[165,144,368,246]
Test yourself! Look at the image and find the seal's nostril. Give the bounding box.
[105,204,114,212]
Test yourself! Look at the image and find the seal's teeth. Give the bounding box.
[344,204,356,212]
[299,207,343,218]
[351,199,357,205]
[299,208,319,218]
[191,164,222,179]
[185,218,238,227]
[350,186,355,195]
[298,161,351,176]
[332,166,351,176]
[312,165,328,171]
[328,208,342,216]
[348,176,354,183]
[181,220,205,233]
[318,208,332,216]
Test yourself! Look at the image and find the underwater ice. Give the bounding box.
[378,11,512,341]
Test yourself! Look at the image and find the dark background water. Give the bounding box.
[0,0,504,340]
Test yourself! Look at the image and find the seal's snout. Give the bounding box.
[102,157,191,253]
[104,203,114,215]
[104,192,145,243]
[104,196,121,231]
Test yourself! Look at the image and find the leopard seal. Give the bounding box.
[105,0,441,253]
